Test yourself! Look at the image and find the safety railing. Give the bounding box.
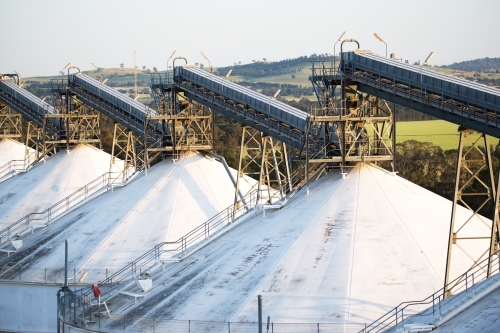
[0,171,126,246]
[80,189,260,299]
[0,266,119,284]
[0,159,25,180]
[359,249,500,332]
[85,150,324,300]
[59,293,368,333]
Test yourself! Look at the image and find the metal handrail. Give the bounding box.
[0,171,125,245]
[85,157,324,299]
[359,249,500,332]
[0,159,25,180]
[81,188,262,298]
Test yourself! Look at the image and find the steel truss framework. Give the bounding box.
[110,123,136,182]
[0,100,42,169]
[444,129,500,296]
[150,73,213,162]
[309,61,395,173]
[49,81,101,151]
[233,126,291,210]
[0,102,22,139]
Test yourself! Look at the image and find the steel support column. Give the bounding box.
[24,121,42,167]
[234,126,263,211]
[109,123,137,183]
[0,103,22,140]
[444,129,498,296]
[260,135,291,202]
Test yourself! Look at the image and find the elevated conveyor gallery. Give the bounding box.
[0,79,55,128]
[343,52,500,137]
[174,67,317,150]
[68,74,160,136]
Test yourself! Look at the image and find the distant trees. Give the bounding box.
[142,66,146,70]
[153,67,158,72]
[120,63,124,68]
[389,140,500,216]
[222,54,333,78]
[442,57,500,72]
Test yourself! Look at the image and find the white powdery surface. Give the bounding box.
[111,164,488,332]
[81,153,256,270]
[9,153,256,275]
[0,138,29,168]
[0,144,113,227]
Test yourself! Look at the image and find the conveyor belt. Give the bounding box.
[343,52,500,137]
[174,67,316,149]
[68,74,161,136]
[0,80,55,128]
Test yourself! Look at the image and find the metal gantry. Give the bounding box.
[109,123,136,182]
[150,71,214,160]
[309,57,395,174]
[444,129,500,295]
[0,101,22,140]
[232,126,291,211]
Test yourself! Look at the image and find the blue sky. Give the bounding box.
[1,0,499,77]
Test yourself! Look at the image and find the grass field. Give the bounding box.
[394,120,496,150]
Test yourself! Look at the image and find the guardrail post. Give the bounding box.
[395,307,398,331]
[466,271,468,295]
[439,294,442,319]
[432,293,435,318]
[472,273,475,297]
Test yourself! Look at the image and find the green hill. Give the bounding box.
[442,57,500,72]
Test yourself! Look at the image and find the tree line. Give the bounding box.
[387,140,500,216]
[442,57,500,73]
[220,54,335,78]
